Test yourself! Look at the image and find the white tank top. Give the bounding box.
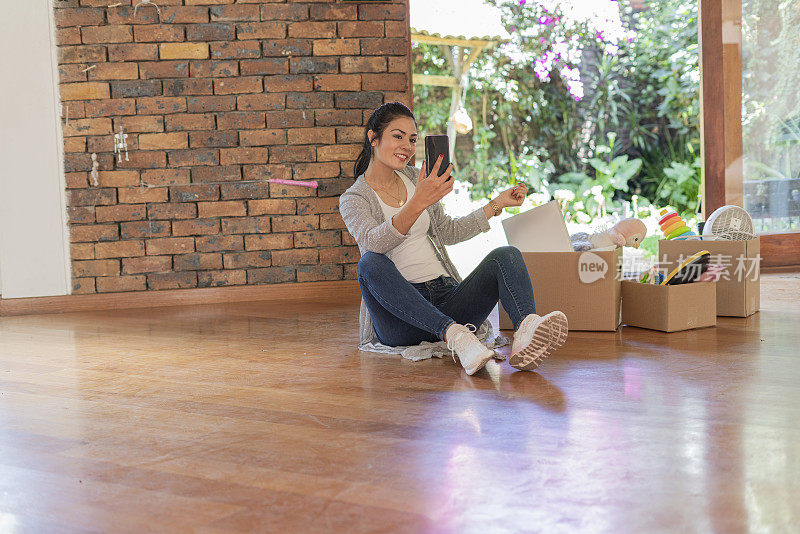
[372,171,449,283]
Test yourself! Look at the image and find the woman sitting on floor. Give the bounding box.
[339,102,568,375]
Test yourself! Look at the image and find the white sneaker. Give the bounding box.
[446,323,494,376]
[509,311,568,371]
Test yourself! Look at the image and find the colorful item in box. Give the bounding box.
[570,217,647,251]
[658,208,696,240]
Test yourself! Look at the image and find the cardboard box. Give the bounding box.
[499,248,622,331]
[621,281,717,332]
[658,238,760,317]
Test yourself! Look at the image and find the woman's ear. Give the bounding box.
[367,129,376,146]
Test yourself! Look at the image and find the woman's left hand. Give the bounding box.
[496,182,528,208]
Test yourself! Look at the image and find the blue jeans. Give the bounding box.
[356,246,536,347]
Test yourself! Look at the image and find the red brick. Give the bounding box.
[340,56,386,73]
[297,197,340,215]
[111,79,162,98]
[118,186,168,204]
[198,270,247,287]
[122,256,172,274]
[134,25,185,43]
[168,149,220,167]
[186,23,236,41]
[96,275,147,293]
[95,240,145,258]
[136,96,187,115]
[160,43,209,60]
[57,27,82,46]
[68,207,95,225]
[55,8,104,27]
[264,75,313,93]
[342,231,357,246]
[96,170,140,187]
[385,21,409,38]
[196,235,244,252]
[271,215,318,232]
[320,246,360,264]
[359,4,406,20]
[58,64,87,83]
[271,248,318,266]
[210,5,259,22]
[266,110,314,129]
[248,199,296,216]
[214,77,262,95]
[115,115,164,133]
[242,164,292,182]
[193,165,242,183]
[315,109,363,126]
[236,58,284,76]
[310,4,357,20]
[343,263,357,280]
[72,277,96,294]
[61,82,110,101]
[84,98,138,117]
[388,56,410,73]
[59,45,106,64]
[69,224,119,243]
[198,200,246,218]
[320,213,346,230]
[139,61,189,79]
[172,219,221,237]
[221,216,271,234]
[65,172,89,189]
[169,184,219,202]
[164,78,214,96]
[287,128,335,145]
[286,92,333,109]
[88,62,139,80]
[120,220,171,239]
[361,38,409,56]
[297,264,343,282]
[209,61,240,77]
[63,117,113,137]
[236,22,286,39]
[96,204,146,222]
[293,230,341,248]
[173,252,223,270]
[244,234,293,251]
[268,181,316,198]
[260,4,308,21]
[160,6,210,24]
[236,94,285,111]
[269,145,315,163]
[262,39,312,57]
[187,95,237,113]
[146,202,197,220]
[147,272,198,290]
[247,267,295,284]
[73,259,120,278]
[116,150,168,170]
[146,237,195,255]
[68,188,116,206]
[313,74,360,92]
[363,73,408,92]
[106,6,158,25]
[189,130,239,148]
[220,182,271,200]
[108,43,158,61]
[222,251,272,269]
[210,41,261,59]
[335,91,383,109]
[239,129,285,146]
[220,147,269,165]
[317,144,361,162]
[139,132,188,150]
[165,113,215,131]
[288,21,336,39]
[64,137,87,153]
[81,25,133,44]
[71,242,95,260]
[290,57,338,74]
[337,21,384,38]
[293,162,340,180]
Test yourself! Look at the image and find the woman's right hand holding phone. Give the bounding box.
[411,155,454,210]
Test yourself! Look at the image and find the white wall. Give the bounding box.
[0,0,71,298]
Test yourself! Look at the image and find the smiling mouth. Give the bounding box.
[394,154,409,161]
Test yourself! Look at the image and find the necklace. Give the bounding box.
[370,174,406,207]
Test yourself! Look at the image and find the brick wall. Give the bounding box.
[53,0,411,294]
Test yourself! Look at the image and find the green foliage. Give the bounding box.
[412,0,702,220]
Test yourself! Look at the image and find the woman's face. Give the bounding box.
[369,117,417,170]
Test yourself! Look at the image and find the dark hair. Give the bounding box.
[354,101,416,178]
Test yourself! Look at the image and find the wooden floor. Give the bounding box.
[1,274,799,533]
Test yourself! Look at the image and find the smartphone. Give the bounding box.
[424,134,450,177]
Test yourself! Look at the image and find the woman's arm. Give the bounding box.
[339,191,409,254]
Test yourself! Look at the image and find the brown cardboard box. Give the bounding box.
[621,281,717,332]
[658,238,760,317]
[499,248,622,331]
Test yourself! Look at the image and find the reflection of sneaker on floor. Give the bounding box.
[509,312,568,371]
[446,323,494,376]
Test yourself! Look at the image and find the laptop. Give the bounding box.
[501,200,573,252]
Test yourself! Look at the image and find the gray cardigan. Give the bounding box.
[339,165,494,353]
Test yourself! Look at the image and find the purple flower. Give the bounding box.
[519,0,526,5]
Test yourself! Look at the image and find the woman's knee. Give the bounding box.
[489,245,523,263]
[356,251,390,279]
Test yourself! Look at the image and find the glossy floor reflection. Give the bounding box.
[0,274,798,532]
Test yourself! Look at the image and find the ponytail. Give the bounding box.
[353,101,416,179]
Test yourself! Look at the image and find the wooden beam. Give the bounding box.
[412,74,459,87]
[411,33,497,48]
[699,0,726,217]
